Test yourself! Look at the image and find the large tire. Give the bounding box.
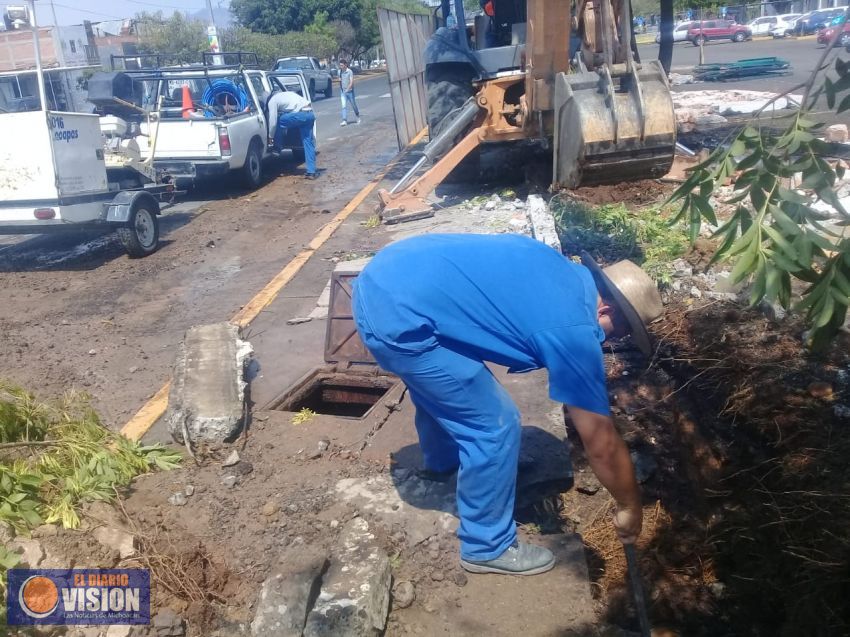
[840,32,850,47]
[240,139,263,189]
[117,200,159,258]
[733,31,746,42]
[308,79,316,100]
[425,63,479,183]
[325,79,333,97]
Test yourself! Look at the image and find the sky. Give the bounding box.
[29,0,229,26]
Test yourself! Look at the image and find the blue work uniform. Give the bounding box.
[352,233,610,561]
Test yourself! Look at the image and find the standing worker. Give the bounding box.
[352,234,663,575]
[338,59,360,126]
[268,88,318,179]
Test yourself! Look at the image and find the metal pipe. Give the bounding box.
[27,0,48,113]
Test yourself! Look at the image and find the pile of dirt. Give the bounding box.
[559,289,850,635]
[567,180,674,208]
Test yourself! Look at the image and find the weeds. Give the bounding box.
[0,384,181,532]
[550,197,689,284]
[362,215,381,229]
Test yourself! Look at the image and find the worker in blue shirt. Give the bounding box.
[352,234,664,575]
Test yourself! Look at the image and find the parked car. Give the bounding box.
[817,17,850,47]
[748,15,779,36]
[770,13,802,37]
[654,21,694,43]
[795,8,845,35]
[687,20,752,45]
[272,56,332,99]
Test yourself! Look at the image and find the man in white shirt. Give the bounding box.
[338,59,360,126]
[268,89,318,179]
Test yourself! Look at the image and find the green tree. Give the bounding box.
[669,22,850,351]
[136,11,208,63]
[231,0,364,33]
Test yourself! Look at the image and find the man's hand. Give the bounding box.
[566,405,643,543]
[613,504,642,544]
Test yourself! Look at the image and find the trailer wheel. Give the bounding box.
[240,139,263,189]
[426,63,480,183]
[118,201,159,258]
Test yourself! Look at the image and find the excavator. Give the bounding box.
[378,0,677,219]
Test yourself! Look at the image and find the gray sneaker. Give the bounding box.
[461,542,555,576]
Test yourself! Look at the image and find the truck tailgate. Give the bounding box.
[139,119,220,160]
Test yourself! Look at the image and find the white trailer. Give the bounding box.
[0,109,171,257]
[0,0,172,258]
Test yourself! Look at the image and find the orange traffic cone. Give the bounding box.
[181,85,193,119]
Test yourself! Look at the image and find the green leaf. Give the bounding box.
[731,246,759,284]
[763,225,798,261]
[749,261,767,305]
[729,139,746,156]
[765,265,781,302]
[825,77,836,109]
[742,126,760,138]
[815,293,835,328]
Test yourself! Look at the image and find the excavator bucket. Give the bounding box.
[552,60,676,188]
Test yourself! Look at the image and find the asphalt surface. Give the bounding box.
[639,34,844,89]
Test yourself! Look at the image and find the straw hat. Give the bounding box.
[580,251,664,356]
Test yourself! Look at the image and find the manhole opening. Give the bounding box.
[271,370,396,419]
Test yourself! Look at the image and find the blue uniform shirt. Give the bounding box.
[353,234,611,416]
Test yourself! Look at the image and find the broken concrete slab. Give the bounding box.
[10,537,44,567]
[166,322,252,445]
[335,471,458,546]
[251,550,329,637]
[303,517,391,637]
[527,195,562,253]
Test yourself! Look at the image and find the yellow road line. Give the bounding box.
[120,126,429,441]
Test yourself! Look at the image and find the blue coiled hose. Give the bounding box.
[202,79,249,117]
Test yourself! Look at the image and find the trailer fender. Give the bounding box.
[105,191,160,224]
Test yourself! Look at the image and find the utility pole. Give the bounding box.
[48,0,58,27]
[205,0,222,64]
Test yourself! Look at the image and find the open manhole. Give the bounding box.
[267,367,398,419]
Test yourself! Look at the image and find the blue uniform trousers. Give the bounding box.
[354,298,521,561]
[275,110,317,174]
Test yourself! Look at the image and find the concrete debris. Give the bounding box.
[717,98,788,116]
[92,526,136,559]
[184,485,195,497]
[10,537,44,567]
[286,316,313,325]
[152,608,185,637]
[222,449,241,467]
[527,195,562,253]
[669,72,694,85]
[32,524,58,538]
[576,473,602,495]
[690,286,703,299]
[0,522,15,544]
[484,200,497,211]
[392,580,415,609]
[168,492,188,506]
[166,322,253,445]
[673,90,801,133]
[308,279,332,320]
[251,550,329,637]
[303,517,392,637]
[825,124,849,143]
[335,470,458,546]
[672,259,693,278]
[221,475,238,488]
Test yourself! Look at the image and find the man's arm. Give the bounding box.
[566,405,642,543]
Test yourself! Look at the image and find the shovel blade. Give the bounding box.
[553,61,676,188]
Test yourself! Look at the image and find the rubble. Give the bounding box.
[251,550,329,637]
[166,322,253,445]
[303,517,392,637]
[392,580,415,609]
[152,608,185,637]
[825,124,849,143]
[222,449,241,467]
[673,89,801,133]
[527,194,562,252]
[10,537,44,567]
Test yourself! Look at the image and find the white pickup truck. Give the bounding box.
[125,57,313,190]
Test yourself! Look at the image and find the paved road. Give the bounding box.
[0,74,392,261]
[639,36,842,95]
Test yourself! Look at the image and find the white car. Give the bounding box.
[748,15,779,35]
[654,21,694,43]
[770,13,802,37]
